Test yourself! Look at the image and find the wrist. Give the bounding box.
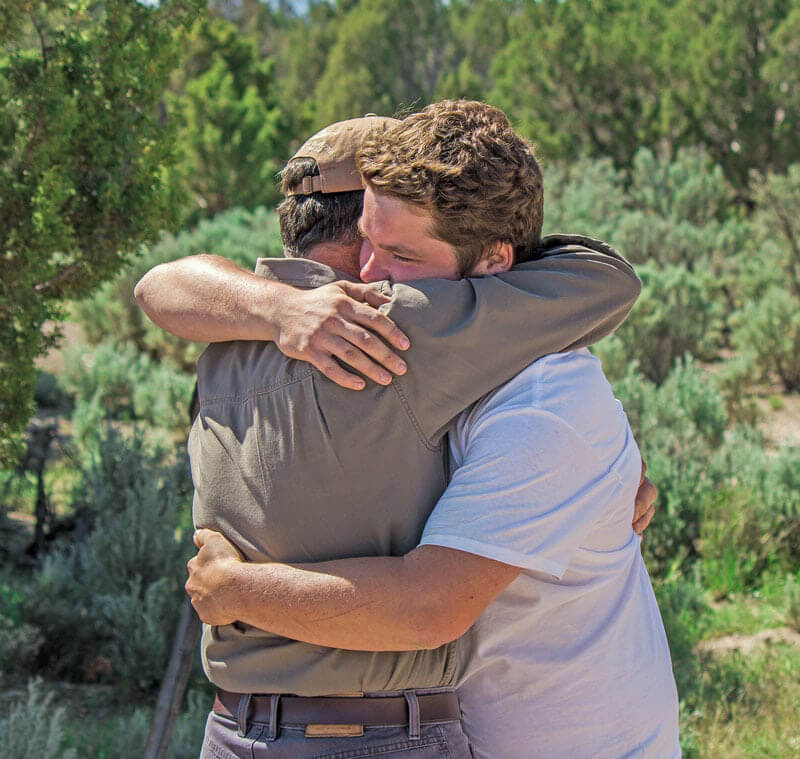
[213,556,250,619]
[253,280,304,343]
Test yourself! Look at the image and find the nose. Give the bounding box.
[359,239,388,283]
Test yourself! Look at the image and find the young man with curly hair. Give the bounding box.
[138,101,676,758]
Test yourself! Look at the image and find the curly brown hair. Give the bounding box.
[357,100,544,272]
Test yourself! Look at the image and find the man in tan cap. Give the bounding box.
[137,104,665,758]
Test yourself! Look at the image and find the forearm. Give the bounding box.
[217,554,445,651]
[215,545,503,652]
[134,254,289,342]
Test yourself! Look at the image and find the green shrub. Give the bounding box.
[71,206,283,372]
[98,578,174,692]
[60,340,195,438]
[543,157,627,242]
[731,286,800,392]
[785,574,800,633]
[613,358,728,576]
[613,263,725,384]
[24,425,193,687]
[0,581,42,675]
[716,353,761,425]
[589,334,634,385]
[545,148,751,281]
[750,164,800,302]
[90,687,210,759]
[105,709,150,759]
[0,680,77,759]
[616,148,751,275]
[698,487,773,598]
[169,688,213,759]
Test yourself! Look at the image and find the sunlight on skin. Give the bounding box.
[358,185,462,283]
[357,185,513,284]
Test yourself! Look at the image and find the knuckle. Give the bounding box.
[318,359,337,375]
[342,346,359,361]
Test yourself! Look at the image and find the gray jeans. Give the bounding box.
[200,689,472,759]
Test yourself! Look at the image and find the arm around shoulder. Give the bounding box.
[381,236,641,443]
[134,254,283,343]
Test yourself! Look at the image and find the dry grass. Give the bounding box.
[693,644,800,758]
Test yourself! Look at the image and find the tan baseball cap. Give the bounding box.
[284,115,400,196]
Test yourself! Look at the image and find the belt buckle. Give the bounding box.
[305,724,365,738]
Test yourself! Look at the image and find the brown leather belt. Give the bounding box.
[213,688,460,727]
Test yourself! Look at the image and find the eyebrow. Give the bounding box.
[358,219,422,259]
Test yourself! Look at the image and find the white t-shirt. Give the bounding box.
[420,349,680,759]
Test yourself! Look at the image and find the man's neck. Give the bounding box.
[305,241,361,279]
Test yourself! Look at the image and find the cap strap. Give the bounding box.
[287,175,324,196]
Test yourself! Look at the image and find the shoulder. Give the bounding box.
[459,349,606,429]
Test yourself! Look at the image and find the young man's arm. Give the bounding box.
[134,254,410,390]
[187,532,518,651]
[137,236,641,433]
[186,462,656,651]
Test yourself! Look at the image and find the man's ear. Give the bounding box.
[471,242,514,276]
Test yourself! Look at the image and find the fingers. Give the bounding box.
[337,320,407,377]
[362,288,392,310]
[335,285,410,352]
[640,458,647,484]
[348,301,410,352]
[633,504,655,535]
[633,475,657,535]
[307,336,394,389]
[306,350,368,391]
[307,308,410,389]
[634,477,658,516]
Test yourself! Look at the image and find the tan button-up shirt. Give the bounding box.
[189,234,640,695]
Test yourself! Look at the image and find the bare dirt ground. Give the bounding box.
[696,627,800,655]
[758,393,800,449]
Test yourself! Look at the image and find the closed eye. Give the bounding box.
[390,252,416,263]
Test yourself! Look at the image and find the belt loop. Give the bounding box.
[265,694,281,741]
[404,690,421,740]
[236,693,252,738]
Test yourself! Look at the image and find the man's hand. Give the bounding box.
[185,529,245,626]
[274,281,411,391]
[135,256,411,390]
[633,460,657,535]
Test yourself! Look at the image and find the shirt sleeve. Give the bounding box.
[418,405,624,578]
[382,239,640,444]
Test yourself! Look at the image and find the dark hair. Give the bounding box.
[277,158,363,257]
[358,99,544,270]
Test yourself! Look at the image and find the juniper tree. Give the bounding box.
[0,0,202,464]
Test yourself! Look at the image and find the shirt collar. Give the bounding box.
[254,257,359,288]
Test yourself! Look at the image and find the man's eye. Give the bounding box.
[391,253,414,263]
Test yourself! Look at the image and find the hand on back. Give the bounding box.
[274,281,410,390]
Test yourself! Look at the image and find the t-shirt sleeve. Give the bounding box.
[418,406,624,578]
[382,244,640,444]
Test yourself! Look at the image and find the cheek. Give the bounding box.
[387,262,428,283]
